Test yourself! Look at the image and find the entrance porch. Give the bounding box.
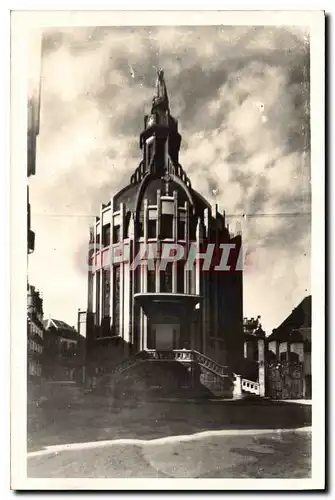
[134,292,202,351]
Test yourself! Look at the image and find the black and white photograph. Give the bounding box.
[10,10,325,490]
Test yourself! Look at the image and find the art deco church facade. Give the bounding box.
[85,71,244,390]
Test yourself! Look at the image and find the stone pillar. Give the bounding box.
[244,340,248,359]
[233,374,243,399]
[258,338,265,397]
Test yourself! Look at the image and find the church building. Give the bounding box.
[84,71,244,396]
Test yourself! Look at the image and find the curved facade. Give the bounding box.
[85,71,243,381]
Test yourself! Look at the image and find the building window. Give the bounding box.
[148,219,157,239]
[138,221,144,237]
[96,233,100,246]
[160,262,173,293]
[135,267,141,293]
[124,212,131,238]
[280,351,287,363]
[176,263,184,293]
[113,265,120,335]
[146,141,154,169]
[113,225,120,243]
[96,271,101,325]
[178,220,186,240]
[102,270,111,318]
[147,269,156,292]
[102,224,111,247]
[160,214,173,239]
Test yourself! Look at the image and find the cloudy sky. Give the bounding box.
[28,25,311,333]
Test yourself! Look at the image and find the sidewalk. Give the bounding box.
[276,399,312,405]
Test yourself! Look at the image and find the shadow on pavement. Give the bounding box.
[27,396,311,452]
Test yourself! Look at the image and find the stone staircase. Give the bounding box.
[94,349,263,400]
[96,349,236,399]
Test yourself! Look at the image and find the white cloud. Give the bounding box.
[29,25,311,332]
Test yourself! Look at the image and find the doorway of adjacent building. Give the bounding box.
[149,323,180,350]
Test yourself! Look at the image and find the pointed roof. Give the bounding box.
[44,317,77,332]
[151,69,169,114]
[268,295,312,343]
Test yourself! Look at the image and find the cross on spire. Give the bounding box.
[151,68,170,114]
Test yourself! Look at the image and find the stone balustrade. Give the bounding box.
[110,349,229,380]
[241,378,260,395]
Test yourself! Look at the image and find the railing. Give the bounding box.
[242,378,260,395]
[111,351,149,375]
[97,350,264,398]
[192,350,228,378]
[107,349,229,380]
[145,349,229,379]
[232,373,260,396]
[146,349,194,362]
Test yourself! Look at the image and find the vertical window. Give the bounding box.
[147,269,156,292]
[113,265,120,335]
[156,139,165,165]
[135,267,141,293]
[96,271,101,325]
[124,212,131,238]
[102,224,111,247]
[113,225,120,243]
[160,214,173,239]
[280,351,287,363]
[102,270,111,318]
[148,219,157,239]
[146,141,154,169]
[176,263,184,293]
[178,220,186,240]
[96,233,100,246]
[160,262,173,293]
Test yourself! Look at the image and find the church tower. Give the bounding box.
[85,70,244,397]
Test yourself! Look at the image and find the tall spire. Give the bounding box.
[151,69,169,114]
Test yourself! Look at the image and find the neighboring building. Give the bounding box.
[242,316,266,396]
[27,35,42,392]
[27,38,41,254]
[83,70,244,395]
[266,295,312,399]
[43,318,86,384]
[243,316,266,361]
[27,285,44,380]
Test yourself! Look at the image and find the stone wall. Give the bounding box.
[266,361,304,399]
[199,365,233,397]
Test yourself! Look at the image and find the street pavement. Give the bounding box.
[27,398,312,478]
[27,427,311,478]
